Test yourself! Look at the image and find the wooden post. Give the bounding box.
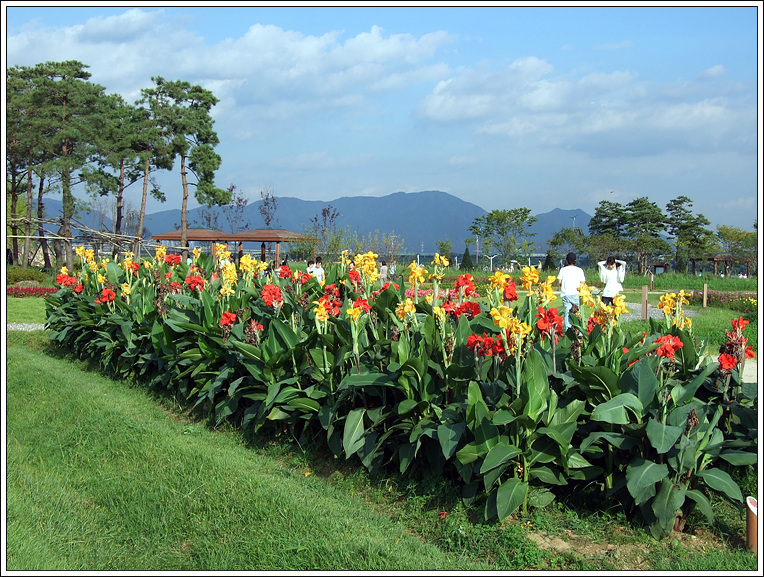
[703,283,708,308]
[650,273,654,291]
[642,285,648,321]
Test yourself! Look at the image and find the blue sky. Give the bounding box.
[4,3,761,232]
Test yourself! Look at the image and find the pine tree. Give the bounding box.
[460,246,474,270]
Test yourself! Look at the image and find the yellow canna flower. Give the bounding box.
[520,266,539,291]
[59,266,69,276]
[97,273,106,284]
[155,245,167,260]
[346,306,362,323]
[121,283,132,295]
[219,284,235,298]
[488,270,510,289]
[395,298,416,320]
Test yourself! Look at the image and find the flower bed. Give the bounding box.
[6,286,59,298]
[687,290,757,313]
[44,246,757,539]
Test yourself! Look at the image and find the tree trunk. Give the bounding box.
[112,159,126,260]
[134,157,150,257]
[180,154,189,261]
[22,166,34,269]
[37,179,52,270]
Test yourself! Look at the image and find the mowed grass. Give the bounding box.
[5,331,492,572]
[4,295,48,323]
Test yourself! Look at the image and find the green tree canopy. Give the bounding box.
[469,208,537,268]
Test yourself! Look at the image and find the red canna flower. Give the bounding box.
[503,279,519,302]
[353,296,371,313]
[185,274,206,292]
[653,334,683,361]
[261,284,283,307]
[718,353,737,371]
[278,265,292,279]
[164,253,182,266]
[439,511,449,519]
[535,306,564,343]
[220,311,237,326]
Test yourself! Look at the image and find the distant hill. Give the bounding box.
[34,192,591,256]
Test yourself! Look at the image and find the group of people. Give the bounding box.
[557,252,626,331]
[306,257,325,283]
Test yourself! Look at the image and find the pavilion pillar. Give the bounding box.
[261,242,266,261]
[275,242,281,267]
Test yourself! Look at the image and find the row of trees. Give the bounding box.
[447,199,756,276]
[7,60,231,270]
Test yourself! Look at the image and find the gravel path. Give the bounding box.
[7,323,47,331]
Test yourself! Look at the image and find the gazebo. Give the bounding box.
[151,228,314,265]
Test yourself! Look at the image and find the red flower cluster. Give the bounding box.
[278,265,292,279]
[372,282,399,297]
[56,273,79,288]
[297,272,312,285]
[127,262,140,275]
[718,353,738,371]
[348,268,362,290]
[6,287,60,298]
[467,332,506,359]
[164,253,182,266]
[443,300,481,320]
[220,311,237,326]
[261,284,283,307]
[454,274,477,297]
[503,279,519,302]
[719,316,755,369]
[353,296,371,312]
[535,306,563,344]
[317,294,343,317]
[185,274,205,292]
[169,281,183,294]
[653,335,683,361]
[94,287,116,305]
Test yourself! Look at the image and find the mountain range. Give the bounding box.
[36,190,592,256]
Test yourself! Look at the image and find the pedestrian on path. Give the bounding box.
[598,256,627,306]
[557,252,586,331]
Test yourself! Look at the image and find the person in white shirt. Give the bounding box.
[557,252,587,331]
[379,260,388,286]
[597,256,626,306]
[313,256,325,284]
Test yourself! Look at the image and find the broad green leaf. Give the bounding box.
[626,458,668,506]
[529,465,567,485]
[651,478,686,535]
[437,421,465,460]
[591,393,643,424]
[719,450,758,467]
[645,418,684,454]
[343,408,367,458]
[480,442,522,474]
[496,478,528,520]
[696,468,744,503]
[287,397,320,412]
[686,488,714,524]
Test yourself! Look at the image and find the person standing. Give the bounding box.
[557,252,587,331]
[597,256,626,306]
[379,260,388,286]
[313,256,325,284]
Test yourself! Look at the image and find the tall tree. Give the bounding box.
[665,195,715,273]
[622,197,670,274]
[138,77,230,258]
[20,61,107,269]
[469,208,537,268]
[587,200,626,237]
[83,94,150,258]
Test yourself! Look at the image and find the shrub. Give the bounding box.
[5,266,51,285]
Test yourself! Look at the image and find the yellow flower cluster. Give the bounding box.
[154,244,167,261]
[215,243,232,263]
[396,298,416,321]
[490,305,531,355]
[346,305,362,323]
[354,251,380,284]
[75,246,95,263]
[520,266,540,291]
[408,262,427,286]
[488,270,511,289]
[578,283,596,308]
[239,254,267,277]
[658,291,692,329]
